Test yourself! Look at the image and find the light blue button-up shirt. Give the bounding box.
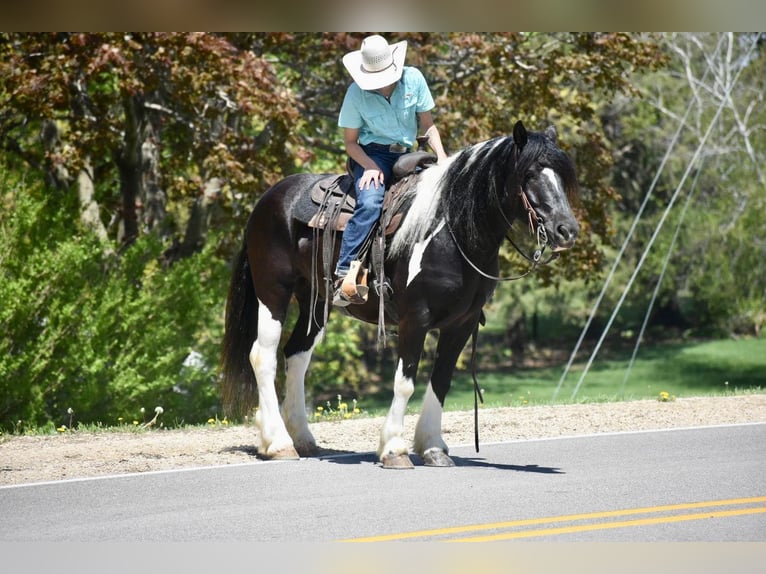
[338,66,436,148]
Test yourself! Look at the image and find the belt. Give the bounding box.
[364,142,411,154]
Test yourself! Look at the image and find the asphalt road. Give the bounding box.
[2,423,765,543]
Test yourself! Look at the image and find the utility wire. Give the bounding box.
[618,164,702,398]
[565,33,760,402]
[552,33,725,402]
[550,51,710,401]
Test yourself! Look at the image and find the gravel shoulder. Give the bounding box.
[2,394,764,486]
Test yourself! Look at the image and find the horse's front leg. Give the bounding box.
[378,324,427,469]
[414,322,476,467]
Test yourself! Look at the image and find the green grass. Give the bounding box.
[353,337,766,415]
[4,337,762,436]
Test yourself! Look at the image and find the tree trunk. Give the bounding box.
[116,94,146,246]
[161,177,221,266]
[77,157,110,244]
[179,177,222,258]
[141,130,168,238]
[40,120,110,245]
[40,119,70,190]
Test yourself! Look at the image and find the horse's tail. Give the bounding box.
[220,240,259,417]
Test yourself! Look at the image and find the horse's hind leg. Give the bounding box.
[250,295,300,460]
[281,282,325,457]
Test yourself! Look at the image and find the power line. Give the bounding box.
[564,33,761,402]
[619,164,703,398]
[549,32,717,402]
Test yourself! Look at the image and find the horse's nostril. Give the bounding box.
[556,223,578,246]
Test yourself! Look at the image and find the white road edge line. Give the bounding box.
[2,422,763,490]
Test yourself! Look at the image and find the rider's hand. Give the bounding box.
[359,168,384,190]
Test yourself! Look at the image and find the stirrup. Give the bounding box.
[333,261,369,306]
[332,279,352,307]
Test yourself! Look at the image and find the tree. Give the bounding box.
[1,32,667,277]
[1,33,304,429]
[257,33,667,281]
[0,33,669,429]
[0,33,300,254]
[603,32,765,336]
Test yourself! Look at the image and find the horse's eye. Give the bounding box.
[523,172,536,189]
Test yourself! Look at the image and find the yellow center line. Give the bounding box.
[342,496,766,543]
[456,506,766,542]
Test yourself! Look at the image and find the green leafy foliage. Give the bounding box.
[601,33,766,337]
[0,176,225,430]
[308,316,368,398]
[1,33,760,430]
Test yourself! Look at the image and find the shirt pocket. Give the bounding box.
[363,109,397,140]
[397,98,417,127]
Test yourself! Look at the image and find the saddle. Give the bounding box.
[307,150,437,235]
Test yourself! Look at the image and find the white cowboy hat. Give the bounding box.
[342,35,408,91]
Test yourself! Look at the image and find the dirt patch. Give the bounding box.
[2,395,764,486]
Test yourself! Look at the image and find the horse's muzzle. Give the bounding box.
[551,220,579,251]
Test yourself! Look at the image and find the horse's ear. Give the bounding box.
[544,125,558,143]
[513,121,528,149]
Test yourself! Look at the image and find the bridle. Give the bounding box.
[445,182,560,283]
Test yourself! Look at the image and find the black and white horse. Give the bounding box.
[220,121,579,468]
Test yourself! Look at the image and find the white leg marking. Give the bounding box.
[282,328,325,454]
[249,301,294,457]
[378,359,415,459]
[414,383,449,456]
[406,219,445,287]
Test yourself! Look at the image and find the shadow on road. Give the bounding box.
[317,450,565,473]
[451,456,564,473]
[222,444,565,474]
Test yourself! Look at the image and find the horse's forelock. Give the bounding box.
[536,135,579,203]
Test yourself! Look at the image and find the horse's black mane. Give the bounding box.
[441,131,578,250]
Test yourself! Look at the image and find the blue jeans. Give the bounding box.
[335,145,407,276]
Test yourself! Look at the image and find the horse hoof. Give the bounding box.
[295,442,319,457]
[268,446,301,460]
[422,449,455,467]
[381,453,415,469]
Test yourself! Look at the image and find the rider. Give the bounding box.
[334,34,448,306]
